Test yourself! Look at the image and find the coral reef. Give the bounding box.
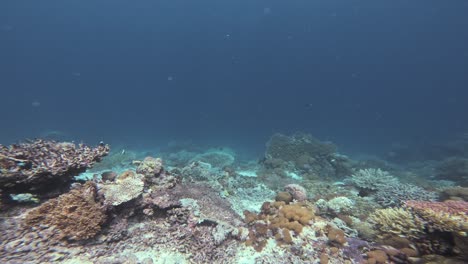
[23,182,107,241]
[3,134,468,263]
[0,139,109,194]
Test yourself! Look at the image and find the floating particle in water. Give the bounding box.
[263,7,271,15]
[32,100,41,107]
[72,72,81,77]
[167,76,173,81]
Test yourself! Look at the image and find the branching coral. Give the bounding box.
[350,168,437,207]
[0,139,109,192]
[405,200,468,235]
[350,168,398,191]
[368,208,425,239]
[374,183,437,207]
[98,170,144,206]
[24,182,107,240]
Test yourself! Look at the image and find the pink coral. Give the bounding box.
[405,200,468,234]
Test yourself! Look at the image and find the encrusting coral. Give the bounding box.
[24,182,107,241]
[98,170,145,206]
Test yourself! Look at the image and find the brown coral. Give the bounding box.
[24,182,107,241]
[244,201,315,251]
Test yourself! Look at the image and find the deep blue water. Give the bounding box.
[1,0,468,157]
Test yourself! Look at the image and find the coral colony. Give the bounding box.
[1,133,468,263]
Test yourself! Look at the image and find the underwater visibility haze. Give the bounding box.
[1,1,468,263]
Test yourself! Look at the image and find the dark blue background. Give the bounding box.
[1,0,468,156]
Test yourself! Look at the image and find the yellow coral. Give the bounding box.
[369,208,425,238]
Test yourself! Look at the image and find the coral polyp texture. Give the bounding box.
[0,139,109,192]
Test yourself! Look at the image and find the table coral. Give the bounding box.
[0,139,109,193]
[24,182,107,241]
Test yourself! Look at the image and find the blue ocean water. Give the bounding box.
[1,0,468,157]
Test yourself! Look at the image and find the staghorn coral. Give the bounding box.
[24,182,106,241]
[98,170,144,206]
[368,207,425,239]
[405,200,468,235]
[0,139,109,193]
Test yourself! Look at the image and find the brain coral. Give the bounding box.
[98,170,144,206]
[24,182,107,240]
